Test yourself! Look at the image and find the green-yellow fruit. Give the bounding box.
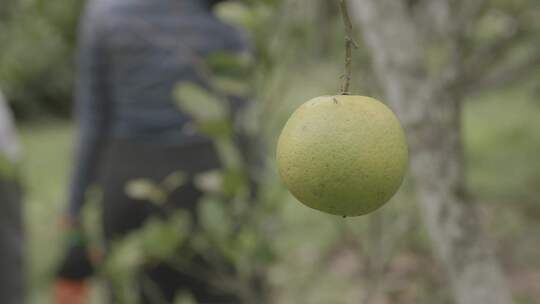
[276,95,408,216]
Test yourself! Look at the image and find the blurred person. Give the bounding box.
[0,90,24,304]
[54,0,254,303]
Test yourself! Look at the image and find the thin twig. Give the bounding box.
[339,0,356,95]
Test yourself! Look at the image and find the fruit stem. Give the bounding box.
[339,0,357,95]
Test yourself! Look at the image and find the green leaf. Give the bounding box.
[223,168,248,197]
[205,52,253,79]
[139,212,190,260]
[212,75,250,97]
[104,234,144,279]
[174,83,227,122]
[215,138,244,169]
[196,120,233,139]
[215,2,253,29]
[124,178,167,205]
[199,197,233,242]
[161,171,187,194]
[194,170,223,194]
[174,292,197,304]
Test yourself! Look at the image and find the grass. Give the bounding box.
[18,82,540,303]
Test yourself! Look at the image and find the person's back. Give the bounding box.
[110,0,246,139]
[58,1,254,303]
[69,0,249,216]
[79,0,247,141]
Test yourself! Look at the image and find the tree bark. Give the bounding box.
[348,1,513,303]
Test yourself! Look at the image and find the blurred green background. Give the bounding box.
[1,0,540,303]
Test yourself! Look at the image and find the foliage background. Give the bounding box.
[0,0,83,118]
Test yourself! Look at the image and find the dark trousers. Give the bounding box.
[0,179,24,304]
[99,140,239,304]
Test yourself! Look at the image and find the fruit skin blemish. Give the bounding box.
[276,95,408,217]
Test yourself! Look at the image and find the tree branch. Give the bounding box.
[465,48,540,94]
[339,0,356,95]
[458,11,534,93]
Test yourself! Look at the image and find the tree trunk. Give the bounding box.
[348,1,513,303]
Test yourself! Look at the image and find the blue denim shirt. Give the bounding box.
[68,0,249,217]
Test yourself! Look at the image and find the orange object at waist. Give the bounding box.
[53,279,89,304]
